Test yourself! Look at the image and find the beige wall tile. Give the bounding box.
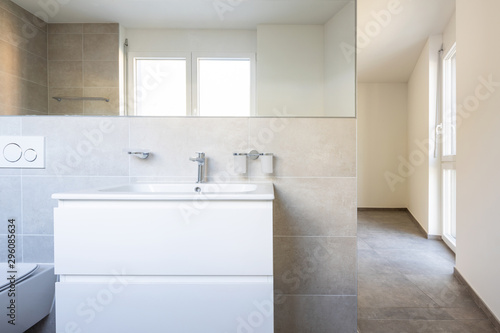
[129,117,249,179]
[83,61,119,87]
[21,117,129,176]
[0,116,21,134]
[22,236,53,263]
[83,34,119,61]
[83,23,119,34]
[49,61,83,87]
[274,236,357,295]
[22,175,128,234]
[23,81,48,113]
[0,71,47,113]
[83,87,119,115]
[273,177,357,237]
[0,103,46,116]
[0,0,47,32]
[0,39,47,86]
[0,8,47,58]
[48,34,82,61]
[49,88,84,115]
[48,23,82,34]
[275,296,357,333]
[0,117,22,175]
[248,118,356,177]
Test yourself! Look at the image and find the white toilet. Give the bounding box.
[0,263,56,333]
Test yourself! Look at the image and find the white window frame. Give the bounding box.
[441,162,456,252]
[127,52,255,117]
[127,52,192,116]
[442,43,457,161]
[192,52,256,117]
[441,43,457,252]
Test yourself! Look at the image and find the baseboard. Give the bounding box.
[454,268,500,333]
[357,207,407,211]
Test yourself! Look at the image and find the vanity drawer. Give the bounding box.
[54,201,273,276]
[56,278,273,333]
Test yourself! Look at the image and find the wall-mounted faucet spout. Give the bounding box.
[189,152,206,183]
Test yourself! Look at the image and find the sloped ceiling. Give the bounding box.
[357,0,455,83]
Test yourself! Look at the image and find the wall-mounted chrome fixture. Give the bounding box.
[52,96,110,102]
[127,150,150,159]
[233,150,274,174]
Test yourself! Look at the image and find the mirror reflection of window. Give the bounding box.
[135,58,187,116]
[197,58,251,117]
[133,56,254,116]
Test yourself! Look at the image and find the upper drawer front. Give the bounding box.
[54,201,273,275]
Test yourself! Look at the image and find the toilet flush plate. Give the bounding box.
[0,136,45,169]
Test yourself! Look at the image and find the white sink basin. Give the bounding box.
[52,182,274,200]
[99,183,258,194]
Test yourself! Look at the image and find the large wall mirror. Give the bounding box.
[4,0,355,117]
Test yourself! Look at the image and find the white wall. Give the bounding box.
[257,25,324,116]
[357,83,408,208]
[325,2,356,117]
[456,0,500,321]
[406,35,442,235]
[125,29,256,53]
[407,40,430,230]
[442,11,456,56]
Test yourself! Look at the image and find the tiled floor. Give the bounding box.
[357,210,498,333]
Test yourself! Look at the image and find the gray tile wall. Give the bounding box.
[0,116,357,332]
[0,0,48,115]
[47,23,119,115]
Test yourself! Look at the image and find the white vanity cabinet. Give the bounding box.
[53,183,274,333]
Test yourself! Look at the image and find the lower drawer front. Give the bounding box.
[54,202,272,275]
[56,280,274,333]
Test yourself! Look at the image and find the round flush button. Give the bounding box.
[3,143,22,162]
[24,148,38,162]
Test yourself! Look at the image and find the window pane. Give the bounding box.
[443,51,457,156]
[198,59,250,117]
[135,59,186,116]
[443,168,457,241]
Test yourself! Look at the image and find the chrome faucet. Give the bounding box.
[189,152,206,183]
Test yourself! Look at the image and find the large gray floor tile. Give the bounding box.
[405,274,478,308]
[358,307,454,320]
[358,249,402,275]
[358,319,497,333]
[358,274,438,308]
[276,295,356,333]
[357,210,498,332]
[373,249,454,275]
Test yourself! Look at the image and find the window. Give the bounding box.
[128,53,255,116]
[442,44,457,157]
[441,43,457,252]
